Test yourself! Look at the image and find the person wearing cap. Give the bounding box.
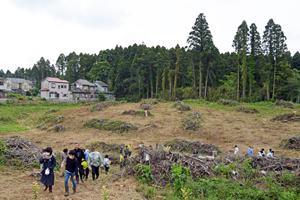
[120,146,124,154]
[88,147,104,181]
[64,150,78,196]
[60,149,69,177]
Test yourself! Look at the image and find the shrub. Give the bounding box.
[98,93,106,101]
[41,98,47,101]
[7,93,17,98]
[17,95,25,100]
[25,91,31,96]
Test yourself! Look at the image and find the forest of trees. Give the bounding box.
[1,13,300,102]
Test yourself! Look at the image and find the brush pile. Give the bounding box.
[41,115,64,123]
[216,153,300,171]
[280,136,300,150]
[84,118,138,133]
[217,99,237,106]
[91,141,124,153]
[122,109,153,116]
[275,100,296,109]
[183,111,202,131]
[272,113,300,122]
[164,139,220,155]
[52,124,68,132]
[236,106,258,113]
[92,101,126,112]
[4,136,42,166]
[139,99,159,110]
[125,145,213,187]
[173,101,191,111]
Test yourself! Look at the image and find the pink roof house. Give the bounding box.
[40,77,71,100]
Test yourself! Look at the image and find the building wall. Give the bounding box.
[41,80,71,99]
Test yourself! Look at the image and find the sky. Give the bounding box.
[0,0,299,72]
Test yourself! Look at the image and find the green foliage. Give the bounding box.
[32,88,39,97]
[170,164,190,196]
[134,164,154,184]
[26,91,32,96]
[31,181,39,199]
[98,93,106,101]
[41,98,47,101]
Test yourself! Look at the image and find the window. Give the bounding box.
[63,94,67,97]
[58,85,60,89]
[24,85,28,89]
[84,86,88,90]
[90,87,93,91]
[0,81,3,86]
[90,95,93,98]
[61,85,67,89]
[51,83,56,88]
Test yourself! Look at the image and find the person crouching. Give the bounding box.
[64,150,78,196]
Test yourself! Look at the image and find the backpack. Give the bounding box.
[81,159,88,170]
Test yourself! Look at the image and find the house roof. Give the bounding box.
[44,77,68,83]
[74,79,95,87]
[94,81,108,87]
[95,90,114,95]
[40,88,50,91]
[6,78,33,84]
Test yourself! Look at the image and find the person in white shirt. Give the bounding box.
[234,145,239,155]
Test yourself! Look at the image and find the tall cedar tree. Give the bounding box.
[187,13,215,98]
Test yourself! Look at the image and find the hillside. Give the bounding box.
[1,100,300,199]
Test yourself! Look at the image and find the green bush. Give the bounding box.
[7,93,17,98]
[26,91,31,96]
[98,93,106,101]
[41,98,47,101]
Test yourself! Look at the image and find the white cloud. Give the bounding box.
[0,0,299,72]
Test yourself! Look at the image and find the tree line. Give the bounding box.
[1,13,300,102]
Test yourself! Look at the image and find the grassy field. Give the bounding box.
[1,100,300,199]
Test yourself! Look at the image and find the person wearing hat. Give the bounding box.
[64,150,78,196]
[120,146,124,154]
[88,147,104,181]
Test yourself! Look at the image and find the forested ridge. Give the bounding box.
[1,13,300,102]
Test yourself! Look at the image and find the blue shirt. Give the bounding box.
[85,152,89,161]
[248,148,253,155]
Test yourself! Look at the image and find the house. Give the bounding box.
[40,77,71,100]
[4,78,35,95]
[0,77,7,98]
[94,81,114,100]
[71,79,95,100]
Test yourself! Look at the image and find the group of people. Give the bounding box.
[39,142,112,197]
[234,145,275,157]
[119,145,132,169]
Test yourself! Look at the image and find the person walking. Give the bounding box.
[119,153,124,169]
[40,147,56,193]
[128,144,132,157]
[64,150,78,196]
[234,145,239,155]
[248,146,253,155]
[60,149,68,177]
[73,142,85,184]
[103,155,110,175]
[88,147,104,181]
[83,149,90,181]
[125,146,130,156]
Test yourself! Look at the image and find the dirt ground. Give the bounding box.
[2,102,300,199]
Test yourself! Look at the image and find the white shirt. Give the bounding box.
[234,147,239,154]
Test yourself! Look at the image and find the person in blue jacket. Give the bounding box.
[40,147,56,193]
[248,146,253,155]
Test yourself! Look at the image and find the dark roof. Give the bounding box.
[71,88,91,94]
[6,78,33,84]
[94,81,108,87]
[74,79,95,87]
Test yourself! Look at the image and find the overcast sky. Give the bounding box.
[0,0,299,72]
